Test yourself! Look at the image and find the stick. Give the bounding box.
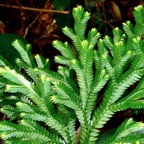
[0,4,70,14]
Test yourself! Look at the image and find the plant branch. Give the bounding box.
[76,126,81,144]
[0,4,70,14]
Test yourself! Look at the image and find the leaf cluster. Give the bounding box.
[0,5,144,144]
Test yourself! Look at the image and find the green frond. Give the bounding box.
[70,59,88,109]
[0,97,17,108]
[78,40,94,90]
[128,89,144,101]
[57,105,76,120]
[106,118,144,143]
[0,121,19,132]
[97,39,108,57]
[103,36,114,56]
[5,85,26,94]
[4,139,47,144]
[62,27,80,51]
[112,41,126,66]
[0,66,30,86]
[75,11,90,40]
[112,27,123,43]
[0,85,20,105]
[115,50,133,79]
[126,100,144,109]
[19,113,48,126]
[51,95,86,126]
[1,105,20,120]
[109,70,142,104]
[53,81,80,105]
[16,101,40,113]
[0,120,64,143]
[111,80,144,110]
[15,58,38,83]
[55,55,70,65]
[51,95,77,110]
[62,26,75,40]
[84,93,97,123]
[120,78,144,101]
[84,69,109,122]
[130,38,144,70]
[72,6,85,24]
[34,68,62,82]
[73,6,90,40]
[133,5,144,25]
[92,107,114,129]
[35,54,50,69]
[124,40,133,56]
[65,76,79,93]
[117,134,144,144]
[131,56,144,72]
[87,28,100,46]
[34,68,78,95]
[133,6,144,36]
[79,40,92,67]
[53,40,76,59]
[134,23,144,37]
[88,108,114,142]
[91,71,109,94]
[122,21,135,38]
[35,74,51,98]
[67,119,76,144]
[91,70,109,96]
[112,100,144,113]
[57,66,70,78]
[12,40,34,67]
[4,84,49,114]
[19,112,68,142]
[132,36,143,53]
[87,129,100,143]
[101,54,114,78]
[94,51,103,73]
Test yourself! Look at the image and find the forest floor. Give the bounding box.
[0,0,143,56]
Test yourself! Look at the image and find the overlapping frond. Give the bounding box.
[12,40,35,67]
[106,118,144,143]
[0,120,64,143]
[35,54,50,69]
[1,105,20,120]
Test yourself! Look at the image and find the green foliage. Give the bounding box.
[0,34,28,66]
[0,5,144,144]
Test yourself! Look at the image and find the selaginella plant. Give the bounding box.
[0,5,144,144]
